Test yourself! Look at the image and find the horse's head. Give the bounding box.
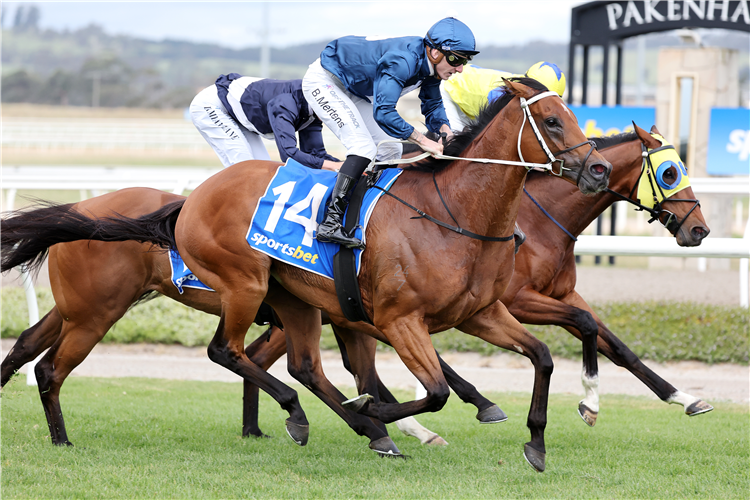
[630,124,709,247]
[504,79,612,195]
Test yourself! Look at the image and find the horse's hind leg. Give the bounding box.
[2,308,63,387]
[34,318,113,446]
[458,301,553,472]
[241,326,288,438]
[560,292,713,417]
[507,288,600,426]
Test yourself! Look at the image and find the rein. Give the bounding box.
[368,90,595,243]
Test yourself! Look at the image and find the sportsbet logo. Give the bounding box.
[249,232,319,264]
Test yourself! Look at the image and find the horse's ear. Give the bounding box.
[633,122,661,149]
[650,124,664,136]
[503,78,535,99]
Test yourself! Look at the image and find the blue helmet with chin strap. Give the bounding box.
[425,17,479,56]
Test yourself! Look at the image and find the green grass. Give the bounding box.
[2,375,747,499]
[3,287,748,364]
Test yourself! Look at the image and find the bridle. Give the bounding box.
[373,90,596,176]
[604,141,700,236]
[369,90,598,242]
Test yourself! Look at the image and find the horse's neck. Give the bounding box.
[526,139,642,237]
[439,118,528,238]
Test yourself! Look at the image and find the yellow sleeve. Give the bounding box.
[442,65,512,120]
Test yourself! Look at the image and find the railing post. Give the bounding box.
[21,269,42,386]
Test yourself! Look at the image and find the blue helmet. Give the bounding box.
[425,17,479,56]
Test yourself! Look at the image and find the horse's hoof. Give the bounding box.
[424,434,449,446]
[285,419,309,446]
[342,393,374,413]
[578,402,598,427]
[369,436,404,458]
[686,399,714,416]
[523,443,546,472]
[476,404,508,424]
[244,431,272,439]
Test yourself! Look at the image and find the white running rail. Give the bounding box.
[2,167,747,385]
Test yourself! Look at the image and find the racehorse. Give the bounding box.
[241,123,712,432]
[1,79,612,471]
[1,124,710,453]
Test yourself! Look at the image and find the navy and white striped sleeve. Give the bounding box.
[267,94,333,169]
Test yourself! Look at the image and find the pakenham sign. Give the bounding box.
[572,1,750,45]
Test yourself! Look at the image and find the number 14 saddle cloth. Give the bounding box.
[246,158,402,279]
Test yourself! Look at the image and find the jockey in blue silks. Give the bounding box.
[302,17,479,249]
[190,75,342,170]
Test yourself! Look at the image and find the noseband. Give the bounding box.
[518,91,597,184]
[605,142,700,236]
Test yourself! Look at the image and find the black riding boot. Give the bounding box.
[316,173,364,249]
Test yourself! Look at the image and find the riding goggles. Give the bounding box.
[426,34,471,67]
[441,50,471,67]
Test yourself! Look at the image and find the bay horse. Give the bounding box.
[240,123,712,432]
[1,79,612,471]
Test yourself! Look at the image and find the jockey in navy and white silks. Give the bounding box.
[303,17,479,249]
[190,75,341,170]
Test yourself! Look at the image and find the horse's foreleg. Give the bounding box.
[348,314,451,426]
[508,288,600,426]
[242,325,288,438]
[333,325,449,446]
[2,308,63,387]
[265,296,399,456]
[436,352,505,423]
[561,291,713,417]
[458,301,552,472]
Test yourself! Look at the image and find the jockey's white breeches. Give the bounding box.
[189,85,271,168]
[302,59,402,162]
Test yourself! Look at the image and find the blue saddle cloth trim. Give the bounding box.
[169,248,214,294]
[246,159,403,280]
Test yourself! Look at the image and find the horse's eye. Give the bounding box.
[545,118,559,128]
[663,168,675,180]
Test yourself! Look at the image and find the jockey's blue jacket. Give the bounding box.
[215,75,338,169]
[320,36,449,139]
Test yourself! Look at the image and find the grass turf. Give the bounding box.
[2,375,747,499]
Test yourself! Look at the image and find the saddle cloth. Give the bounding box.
[246,158,402,279]
[169,248,214,294]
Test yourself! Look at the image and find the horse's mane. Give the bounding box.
[404,77,549,173]
[589,131,637,150]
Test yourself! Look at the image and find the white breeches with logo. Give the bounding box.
[302,59,402,162]
[189,85,271,168]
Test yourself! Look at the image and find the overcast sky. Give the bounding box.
[2,1,587,48]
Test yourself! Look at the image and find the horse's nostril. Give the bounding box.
[589,164,606,176]
[692,226,709,240]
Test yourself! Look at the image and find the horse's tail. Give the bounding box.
[1,199,185,274]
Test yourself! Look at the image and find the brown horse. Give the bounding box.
[240,123,712,432]
[1,79,612,471]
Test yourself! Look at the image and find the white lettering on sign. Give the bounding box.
[727,129,750,162]
[606,0,749,29]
